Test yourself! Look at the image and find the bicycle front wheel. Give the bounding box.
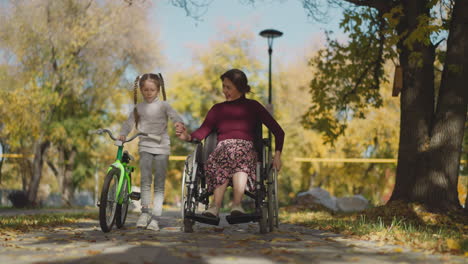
[99,168,120,232]
[116,178,129,228]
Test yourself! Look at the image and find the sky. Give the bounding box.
[154,0,343,72]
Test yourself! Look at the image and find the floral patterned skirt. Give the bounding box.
[204,139,257,193]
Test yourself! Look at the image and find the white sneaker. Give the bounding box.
[146,217,160,231]
[136,212,151,228]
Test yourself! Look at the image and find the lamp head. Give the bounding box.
[259,29,283,39]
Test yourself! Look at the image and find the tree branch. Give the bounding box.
[343,0,392,13]
[47,160,59,177]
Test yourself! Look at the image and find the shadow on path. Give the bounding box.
[0,208,465,264]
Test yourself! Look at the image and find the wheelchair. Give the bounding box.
[180,124,279,233]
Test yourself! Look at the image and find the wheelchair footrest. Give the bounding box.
[225,213,261,225]
[185,213,220,226]
[129,192,140,200]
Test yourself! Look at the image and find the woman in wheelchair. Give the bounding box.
[176,68,284,219]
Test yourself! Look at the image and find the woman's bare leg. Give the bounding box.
[213,181,229,209]
[232,172,248,207]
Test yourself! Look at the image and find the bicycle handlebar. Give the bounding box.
[88,128,161,143]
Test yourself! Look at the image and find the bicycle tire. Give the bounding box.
[116,178,129,228]
[99,168,120,232]
[181,154,197,233]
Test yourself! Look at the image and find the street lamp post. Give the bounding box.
[259,29,283,140]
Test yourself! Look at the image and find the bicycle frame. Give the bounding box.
[90,128,160,205]
[107,143,134,205]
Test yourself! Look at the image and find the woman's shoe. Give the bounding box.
[202,206,219,218]
[230,205,246,217]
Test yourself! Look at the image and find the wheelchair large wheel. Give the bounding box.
[273,169,279,228]
[99,168,120,233]
[259,206,269,234]
[267,168,279,231]
[116,178,129,229]
[181,148,200,233]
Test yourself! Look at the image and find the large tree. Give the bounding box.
[0,0,161,205]
[301,0,467,211]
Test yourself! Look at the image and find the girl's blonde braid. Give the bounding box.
[133,75,142,129]
[158,73,166,101]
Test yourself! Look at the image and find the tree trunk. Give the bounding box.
[414,0,468,210]
[390,0,435,202]
[465,191,468,214]
[0,158,3,185]
[59,147,77,206]
[390,0,468,211]
[27,141,50,205]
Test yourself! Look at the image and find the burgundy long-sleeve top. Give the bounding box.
[191,96,285,151]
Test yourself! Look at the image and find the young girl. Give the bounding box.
[119,73,185,231]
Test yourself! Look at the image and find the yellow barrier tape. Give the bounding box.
[1,154,466,164]
[294,158,468,164]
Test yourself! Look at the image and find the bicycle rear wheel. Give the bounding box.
[99,168,120,232]
[116,178,129,228]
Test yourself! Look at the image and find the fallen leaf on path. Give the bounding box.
[446,239,460,251]
[213,227,224,232]
[260,248,273,255]
[86,250,101,255]
[185,252,201,259]
[273,255,294,262]
[271,237,300,243]
[141,241,162,246]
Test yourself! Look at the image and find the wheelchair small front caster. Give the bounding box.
[183,218,194,233]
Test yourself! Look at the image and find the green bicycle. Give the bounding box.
[89,128,160,233]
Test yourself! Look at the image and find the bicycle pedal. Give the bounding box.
[129,192,140,200]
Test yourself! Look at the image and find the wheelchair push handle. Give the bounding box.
[189,138,202,144]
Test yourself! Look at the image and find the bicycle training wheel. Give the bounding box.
[99,168,120,232]
[116,178,129,228]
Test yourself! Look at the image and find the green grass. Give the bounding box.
[0,212,98,230]
[280,205,468,255]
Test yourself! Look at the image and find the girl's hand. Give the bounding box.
[272,151,282,171]
[175,124,190,141]
[174,122,185,131]
[118,135,126,141]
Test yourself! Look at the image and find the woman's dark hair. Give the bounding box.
[220,69,251,94]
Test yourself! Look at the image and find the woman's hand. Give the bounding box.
[272,151,282,171]
[175,123,191,141]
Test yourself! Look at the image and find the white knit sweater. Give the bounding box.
[120,97,183,155]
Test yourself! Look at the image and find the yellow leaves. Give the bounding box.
[270,237,301,243]
[393,247,404,253]
[446,239,461,251]
[86,250,101,256]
